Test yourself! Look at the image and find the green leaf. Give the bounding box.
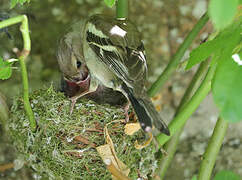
[0,57,13,80]
[186,23,242,70]
[10,0,30,8]
[212,51,242,122]
[104,0,116,7]
[191,175,197,180]
[213,170,241,180]
[0,58,12,80]
[209,0,239,30]
[10,0,18,8]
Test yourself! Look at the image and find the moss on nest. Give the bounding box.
[6,86,158,180]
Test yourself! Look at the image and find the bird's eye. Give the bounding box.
[76,61,82,68]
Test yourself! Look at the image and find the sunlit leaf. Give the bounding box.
[209,0,239,30]
[10,0,18,8]
[213,170,241,180]
[212,51,242,122]
[104,0,116,8]
[10,0,30,8]
[0,57,13,80]
[186,23,241,70]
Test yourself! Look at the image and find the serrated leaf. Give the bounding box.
[0,57,13,80]
[213,170,241,180]
[104,0,116,7]
[186,23,241,70]
[209,0,239,30]
[212,51,242,122]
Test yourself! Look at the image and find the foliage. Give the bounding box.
[191,175,197,180]
[0,57,13,80]
[11,0,118,9]
[104,0,116,7]
[10,0,30,8]
[185,22,241,70]
[192,170,241,180]
[213,170,241,180]
[208,0,239,30]
[212,51,242,122]
[186,19,242,123]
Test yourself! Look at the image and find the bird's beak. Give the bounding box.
[64,73,90,85]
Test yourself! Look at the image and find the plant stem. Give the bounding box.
[0,15,36,132]
[116,0,128,19]
[158,60,210,179]
[19,55,36,131]
[197,117,228,180]
[177,61,210,110]
[148,13,209,97]
[0,15,25,29]
[20,15,31,57]
[156,64,216,147]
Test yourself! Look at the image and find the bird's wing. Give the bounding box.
[85,15,147,87]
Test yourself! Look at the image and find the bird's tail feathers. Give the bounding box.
[139,96,170,135]
[122,84,170,135]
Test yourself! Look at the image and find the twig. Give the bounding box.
[198,117,228,180]
[0,163,14,172]
[74,135,96,148]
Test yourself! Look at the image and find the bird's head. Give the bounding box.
[57,28,89,84]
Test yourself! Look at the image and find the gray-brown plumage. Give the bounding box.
[57,21,127,108]
[57,14,170,135]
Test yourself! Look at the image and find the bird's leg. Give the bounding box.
[70,89,90,115]
[123,102,130,122]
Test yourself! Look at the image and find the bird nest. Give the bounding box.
[5,86,158,180]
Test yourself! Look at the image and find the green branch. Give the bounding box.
[148,13,209,97]
[19,15,31,57]
[0,15,36,132]
[156,64,216,147]
[198,117,228,180]
[157,60,210,179]
[116,0,128,19]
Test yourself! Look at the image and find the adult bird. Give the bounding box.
[57,15,170,135]
[57,21,127,111]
